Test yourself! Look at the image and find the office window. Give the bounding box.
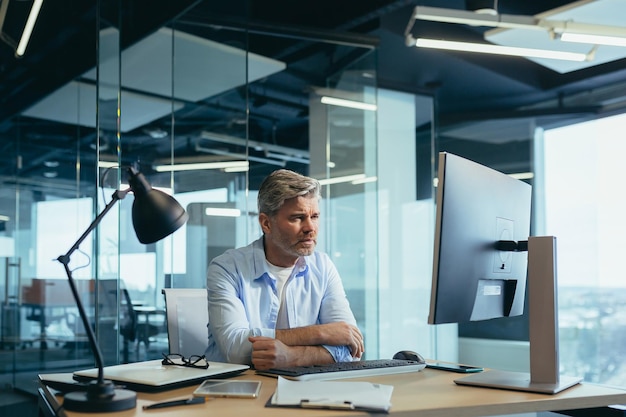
[542,113,626,385]
[35,198,93,278]
[0,1,382,394]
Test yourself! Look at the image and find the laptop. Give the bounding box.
[72,359,249,392]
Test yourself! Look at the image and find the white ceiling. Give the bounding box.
[22,27,286,132]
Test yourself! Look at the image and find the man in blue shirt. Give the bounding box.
[205,169,363,370]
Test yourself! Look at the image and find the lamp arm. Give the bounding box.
[56,189,129,384]
[58,190,129,264]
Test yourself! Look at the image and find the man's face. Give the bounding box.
[260,195,319,267]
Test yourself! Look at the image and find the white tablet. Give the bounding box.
[192,379,262,398]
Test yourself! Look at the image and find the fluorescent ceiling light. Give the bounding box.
[153,161,249,172]
[265,152,310,165]
[320,96,377,111]
[198,132,307,167]
[195,146,286,168]
[98,161,119,169]
[318,174,367,186]
[548,19,626,46]
[410,5,626,40]
[0,215,10,222]
[15,0,43,57]
[560,32,626,47]
[205,207,241,217]
[412,38,589,62]
[406,4,626,69]
[509,172,534,180]
[412,6,538,30]
[223,165,249,173]
[483,2,626,73]
[351,176,377,185]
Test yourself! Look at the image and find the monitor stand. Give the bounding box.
[454,236,582,394]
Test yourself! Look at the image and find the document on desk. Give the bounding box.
[267,376,394,413]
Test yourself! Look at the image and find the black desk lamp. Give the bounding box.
[56,166,189,412]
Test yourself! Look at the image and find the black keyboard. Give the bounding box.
[256,359,426,381]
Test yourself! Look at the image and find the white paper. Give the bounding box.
[271,376,393,411]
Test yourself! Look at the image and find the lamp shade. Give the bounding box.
[127,167,189,244]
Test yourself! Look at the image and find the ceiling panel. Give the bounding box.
[486,0,626,73]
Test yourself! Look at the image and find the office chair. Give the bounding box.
[162,288,209,358]
[119,288,166,362]
[118,288,137,362]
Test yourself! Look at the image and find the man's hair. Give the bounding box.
[258,169,321,216]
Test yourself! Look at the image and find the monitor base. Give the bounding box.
[454,370,582,394]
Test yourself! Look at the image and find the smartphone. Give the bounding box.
[426,362,483,373]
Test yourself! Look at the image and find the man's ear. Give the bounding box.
[259,213,271,234]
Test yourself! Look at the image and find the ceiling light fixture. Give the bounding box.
[405,5,626,61]
[320,96,377,111]
[0,0,44,57]
[317,174,367,186]
[153,161,249,172]
[411,38,589,62]
[204,207,241,217]
[509,172,534,180]
[198,131,307,167]
[16,0,43,57]
[548,19,626,47]
[559,32,626,47]
[412,6,539,29]
[98,161,119,169]
[265,151,310,165]
[351,176,378,185]
[223,166,249,173]
[195,146,286,168]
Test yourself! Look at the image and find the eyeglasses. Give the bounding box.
[161,353,209,369]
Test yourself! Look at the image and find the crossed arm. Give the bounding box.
[207,249,363,369]
[249,322,364,370]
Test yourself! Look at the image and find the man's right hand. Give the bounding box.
[249,336,334,370]
[275,322,364,358]
[317,322,364,358]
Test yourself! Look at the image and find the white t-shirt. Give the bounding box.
[265,260,294,328]
[265,260,294,301]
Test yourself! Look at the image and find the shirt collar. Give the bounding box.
[252,236,309,281]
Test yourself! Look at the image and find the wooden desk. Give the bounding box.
[38,368,626,417]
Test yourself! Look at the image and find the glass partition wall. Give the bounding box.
[0,1,394,394]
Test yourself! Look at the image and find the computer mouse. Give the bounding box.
[393,350,426,364]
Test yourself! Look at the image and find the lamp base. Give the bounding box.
[63,380,136,412]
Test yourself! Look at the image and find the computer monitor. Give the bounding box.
[429,152,581,394]
[429,152,531,325]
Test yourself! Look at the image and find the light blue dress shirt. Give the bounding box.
[204,236,358,365]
